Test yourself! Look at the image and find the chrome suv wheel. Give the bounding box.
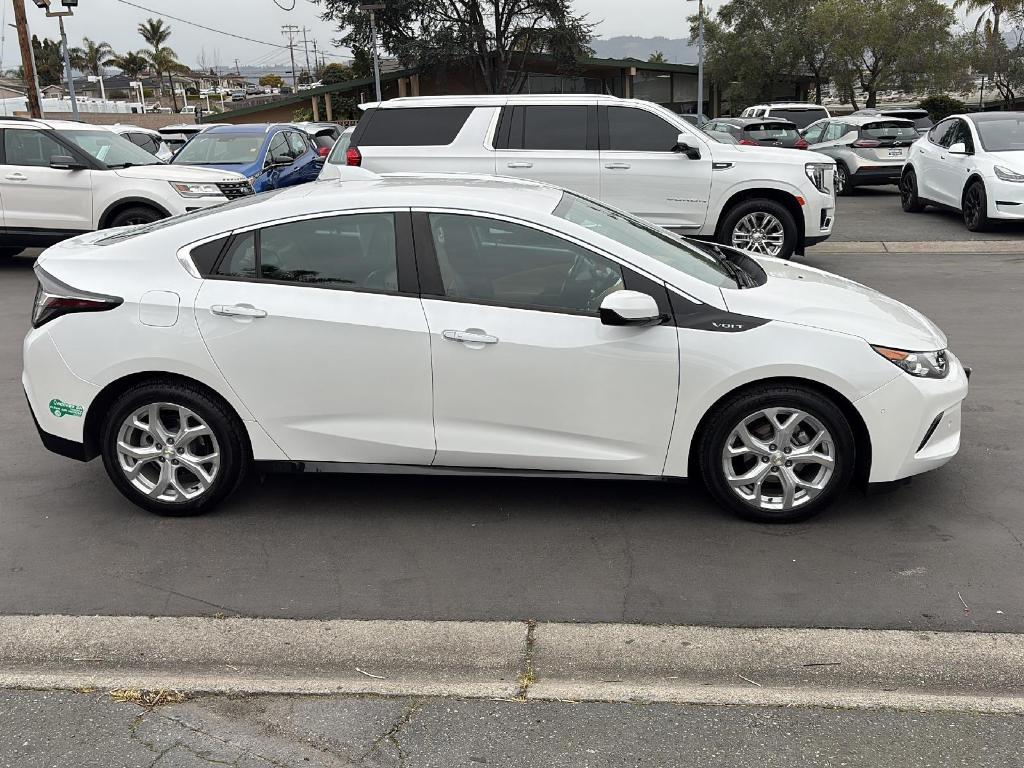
[699,386,855,523]
[101,382,248,516]
[719,198,797,260]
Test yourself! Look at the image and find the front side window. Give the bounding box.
[3,129,67,167]
[60,129,161,167]
[428,213,623,314]
[285,131,308,157]
[172,133,265,165]
[553,192,735,288]
[260,213,398,291]
[606,106,679,152]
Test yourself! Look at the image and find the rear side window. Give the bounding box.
[358,106,472,146]
[216,232,257,279]
[606,106,679,151]
[285,131,309,157]
[497,105,592,151]
[768,108,829,128]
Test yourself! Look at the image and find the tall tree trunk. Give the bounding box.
[814,78,822,105]
[866,88,877,108]
[168,72,178,111]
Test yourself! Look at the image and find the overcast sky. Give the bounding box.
[0,0,973,73]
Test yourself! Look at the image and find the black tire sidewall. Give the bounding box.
[699,386,856,523]
[835,163,852,196]
[900,169,924,212]
[100,383,247,516]
[718,199,798,260]
[108,205,165,229]
[963,182,989,232]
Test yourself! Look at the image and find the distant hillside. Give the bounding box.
[590,36,697,64]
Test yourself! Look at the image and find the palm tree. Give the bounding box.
[647,50,668,63]
[953,0,1009,38]
[145,46,185,111]
[70,37,115,77]
[138,17,172,96]
[110,50,149,81]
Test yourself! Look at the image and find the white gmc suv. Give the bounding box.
[323,95,836,259]
[0,117,252,258]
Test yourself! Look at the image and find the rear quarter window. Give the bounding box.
[356,106,473,146]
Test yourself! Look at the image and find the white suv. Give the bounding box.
[740,102,832,130]
[0,117,252,258]
[326,95,836,260]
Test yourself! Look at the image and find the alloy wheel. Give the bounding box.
[730,212,785,257]
[964,185,982,229]
[115,403,221,503]
[899,174,913,206]
[835,165,848,195]
[721,407,836,513]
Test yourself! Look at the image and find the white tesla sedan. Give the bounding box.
[23,171,969,522]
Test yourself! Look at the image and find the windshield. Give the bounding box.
[861,121,918,140]
[768,108,828,128]
[553,192,735,288]
[974,116,1024,152]
[61,130,161,167]
[172,133,264,165]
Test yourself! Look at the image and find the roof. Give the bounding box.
[748,102,828,110]
[365,94,620,109]
[710,117,797,127]
[0,117,104,131]
[839,114,915,126]
[203,123,298,134]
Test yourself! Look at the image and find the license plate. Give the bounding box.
[888,148,905,157]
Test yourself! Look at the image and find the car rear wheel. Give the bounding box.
[699,385,855,523]
[108,205,165,229]
[899,168,926,212]
[719,199,797,260]
[834,163,853,196]
[100,381,248,516]
[962,180,990,232]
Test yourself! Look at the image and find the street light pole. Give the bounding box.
[55,13,78,119]
[696,0,704,119]
[358,4,384,102]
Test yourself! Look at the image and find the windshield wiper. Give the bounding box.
[696,240,752,288]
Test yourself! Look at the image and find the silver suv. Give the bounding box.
[801,115,918,195]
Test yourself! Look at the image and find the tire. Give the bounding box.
[100,381,249,516]
[962,180,990,232]
[899,168,926,212]
[107,205,165,229]
[0,246,24,258]
[717,198,798,260]
[698,385,856,523]
[834,163,853,196]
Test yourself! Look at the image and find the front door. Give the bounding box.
[599,104,712,231]
[0,128,93,234]
[415,211,679,476]
[934,119,975,209]
[195,210,436,464]
[492,103,601,198]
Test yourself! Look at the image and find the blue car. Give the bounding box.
[170,124,322,193]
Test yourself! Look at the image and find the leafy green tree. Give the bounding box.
[917,94,967,121]
[138,17,175,99]
[146,47,186,110]
[70,37,115,77]
[313,0,594,94]
[111,50,149,80]
[31,36,64,87]
[259,73,284,88]
[648,50,667,63]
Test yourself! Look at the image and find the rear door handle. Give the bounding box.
[442,329,498,345]
[506,161,533,168]
[5,172,27,181]
[604,162,631,169]
[211,304,267,318]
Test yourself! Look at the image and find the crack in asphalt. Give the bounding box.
[515,619,538,700]
[360,698,424,767]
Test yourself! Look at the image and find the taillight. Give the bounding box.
[794,137,809,149]
[853,138,881,148]
[738,139,758,146]
[345,146,362,166]
[317,146,330,158]
[32,267,122,328]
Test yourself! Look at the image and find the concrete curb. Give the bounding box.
[2,616,1023,712]
[815,240,1024,254]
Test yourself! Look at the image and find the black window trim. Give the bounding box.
[598,104,683,153]
[198,208,419,297]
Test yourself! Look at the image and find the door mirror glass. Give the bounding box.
[49,154,85,170]
[599,290,664,327]
[675,134,701,159]
[948,141,968,155]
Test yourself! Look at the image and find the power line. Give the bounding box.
[114,0,291,50]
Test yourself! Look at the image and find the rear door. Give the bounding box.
[598,104,711,230]
[493,103,601,197]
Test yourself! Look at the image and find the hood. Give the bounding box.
[711,142,833,166]
[723,257,947,351]
[987,149,1024,171]
[114,165,248,183]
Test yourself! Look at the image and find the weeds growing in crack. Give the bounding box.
[516,619,538,701]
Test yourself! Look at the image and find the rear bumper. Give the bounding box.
[849,165,902,185]
[25,390,90,461]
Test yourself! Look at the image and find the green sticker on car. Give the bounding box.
[49,399,83,418]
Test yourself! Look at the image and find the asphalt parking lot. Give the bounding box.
[1,193,1021,632]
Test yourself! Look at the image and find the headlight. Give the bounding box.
[872,345,949,379]
[994,165,1024,183]
[170,181,224,198]
[804,162,833,194]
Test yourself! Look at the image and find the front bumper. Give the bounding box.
[986,176,1024,220]
[854,352,970,483]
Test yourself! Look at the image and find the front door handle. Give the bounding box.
[211,304,267,318]
[5,172,27,181]
[442,329,498,345]
[604,162,631,169]
[506,161,533,168]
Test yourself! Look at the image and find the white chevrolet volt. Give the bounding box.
[23,171,969,522]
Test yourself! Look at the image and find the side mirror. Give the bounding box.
[948,142,969,155]
[599,290,665,327]
[675,133,701,159]
[50,155,86,170]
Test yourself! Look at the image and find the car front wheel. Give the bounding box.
[100,381,248,516]
[719,199,797,260]
[108,205,165,229]
[962,180,990,232]
[699,385,855,523]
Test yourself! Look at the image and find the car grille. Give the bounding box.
[217,181,254,199]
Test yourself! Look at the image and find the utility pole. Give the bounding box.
[56,14,77,119]
[281,24,299,90]
[301,26,312,81]
[689,0,705,119]
[234,57,241,76]
[12,0,43,117]
[312,39,320,73]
